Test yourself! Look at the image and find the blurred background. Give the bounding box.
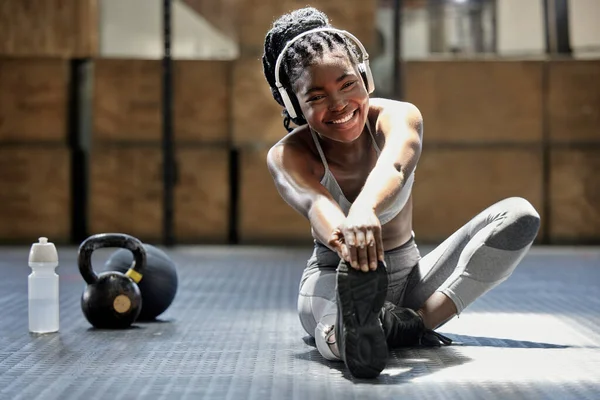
[0,0,598,247]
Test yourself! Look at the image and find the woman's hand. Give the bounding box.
[328,208,384,272]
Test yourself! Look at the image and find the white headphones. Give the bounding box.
[274,27,375,119]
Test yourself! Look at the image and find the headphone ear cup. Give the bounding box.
[278,86,304,121]
[278,86,297,119]
[288,93,304,121]
[359,62,375,94]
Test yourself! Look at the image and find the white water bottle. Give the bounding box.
[28,237,60,333]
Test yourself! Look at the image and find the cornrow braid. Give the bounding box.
[262,7,360,131]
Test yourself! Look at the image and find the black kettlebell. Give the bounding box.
[104,244,178,321]
[79,233,146,329]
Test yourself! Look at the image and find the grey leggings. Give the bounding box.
[297,197,541,360]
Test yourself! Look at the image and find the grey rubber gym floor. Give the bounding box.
[0,244,599,399]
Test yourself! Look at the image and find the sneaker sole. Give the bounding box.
[337,261,389,379]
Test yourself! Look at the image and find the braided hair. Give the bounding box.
[262,7,360,132]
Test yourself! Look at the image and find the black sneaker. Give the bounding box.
[335,260,389,379]
[379,301,453,348]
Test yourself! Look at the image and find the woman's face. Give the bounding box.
[292,52,369,143]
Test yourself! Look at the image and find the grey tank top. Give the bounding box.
[310,122,414,225]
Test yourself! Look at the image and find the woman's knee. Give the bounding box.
[487,197,541,251]
[297,269,338,336]
[297,293,317,336]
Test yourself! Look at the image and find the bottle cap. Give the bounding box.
[29,237,58,263]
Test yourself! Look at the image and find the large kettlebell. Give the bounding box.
[104,244,178,321]
[79,233,146,329]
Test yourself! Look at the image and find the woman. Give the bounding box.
[262,7,540,379]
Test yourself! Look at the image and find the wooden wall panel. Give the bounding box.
[89,146,230,244]
[175,147,230,242]
[0,147,70,242]
[405,61,544,144]
[0,0,98,57]
[232,58,287,147]
[93,60,161,142]
[238,148,312,244]
[548,60,600,143]
[0,59,69,142]
[412,148,543,242]
[175,61,231,144]
[94,60,231,144]
[89,147,163,241]
[549,149,600,242]
[74,0,99,57]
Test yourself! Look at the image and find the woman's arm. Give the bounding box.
[352,100,423,216]
[266,142,347,253]
[333,100,423,272]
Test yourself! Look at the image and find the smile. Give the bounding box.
[328,110,356,124]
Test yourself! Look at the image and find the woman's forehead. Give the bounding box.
[297,53,356,82]
[306,50,353,68]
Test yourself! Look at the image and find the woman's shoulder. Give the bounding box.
[369,98,421,118]
[368,98,423,132]
[266,125,320,168]
[270,124,313,151]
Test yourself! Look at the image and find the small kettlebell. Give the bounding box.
[79,233,146,329]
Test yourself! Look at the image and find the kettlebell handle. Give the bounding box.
[78,233,147,285]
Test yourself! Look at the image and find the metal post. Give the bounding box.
[543,0,572,55]
[69,59,91,244]
[162,0,175,246]
[392,0,404,99]
[541,0,572,244]
[490,0,497,53]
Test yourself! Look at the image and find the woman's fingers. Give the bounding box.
[357,247,369,272]
[365,230,378,270]
[375,227,385,262]
[339,243,349,262]
[353,229,370,271]
[354,229,366,248]
[348,246,359,270]
[342,230,359,269]
[339,223,385,272]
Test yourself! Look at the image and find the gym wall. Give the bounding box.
[405,60,600,245]
[0,0,598,245]
[0,0,94,243]
[90,59,231,243]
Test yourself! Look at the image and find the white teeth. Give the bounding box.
[331,111,354,124]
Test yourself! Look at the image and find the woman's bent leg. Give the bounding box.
[403,197,541,328]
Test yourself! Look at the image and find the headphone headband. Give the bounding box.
[274,27,370,90]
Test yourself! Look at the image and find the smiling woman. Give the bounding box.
[294,55,368,142]
[261,6,541,380]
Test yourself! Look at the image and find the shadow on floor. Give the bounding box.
[446,334,570,349]
[303,333,570,350]
[298,333,571,383]
[295,345,472,384]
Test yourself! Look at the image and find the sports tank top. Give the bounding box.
[310,122,414,225]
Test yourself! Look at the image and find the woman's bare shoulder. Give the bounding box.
[269,125,312,155]
[366,98,423,150]
[369,98,422,131]
[369,98,421,116]
[266,125,320,171]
